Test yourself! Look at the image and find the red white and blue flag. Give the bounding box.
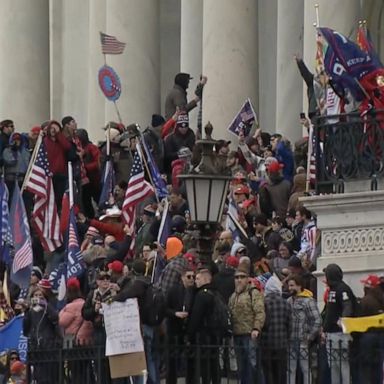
[100,32,126,55]
[123,150,154,255]
[25,141,62,252]
[9,182,33,288]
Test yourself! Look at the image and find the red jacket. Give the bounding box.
[171,158,186,190]
[89,219,125,241]
[44,132,72,175]
[83,142,101,186]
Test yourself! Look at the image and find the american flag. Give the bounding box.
[25,141,62,252]
[123,150,153,254]
[100,32,126,55]
[9,182,33,288]
[66,207,85,279]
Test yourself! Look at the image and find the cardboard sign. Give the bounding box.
[109,352,147,379]
[102,299,144,356]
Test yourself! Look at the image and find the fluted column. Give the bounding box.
[202,0,258,142]
[258,0,304,143]
[106,0,160,130]
[180,0,203,130]
[0,0,49,130]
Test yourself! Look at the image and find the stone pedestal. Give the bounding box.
[301,191,384,305]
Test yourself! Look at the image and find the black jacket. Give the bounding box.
[23,304,60,348]
[113,276,149,321]
[166,283,194,336]
[164,128,195,173]
[187,283,216,338]
[213,268,235,304]
[323,264,357,332]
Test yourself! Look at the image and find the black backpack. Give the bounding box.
[141,283,166,326]
[206,290,232,336]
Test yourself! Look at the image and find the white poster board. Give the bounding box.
[102,299,144,356]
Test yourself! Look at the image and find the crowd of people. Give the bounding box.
[0,71,383,384]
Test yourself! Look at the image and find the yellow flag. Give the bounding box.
[341,313,384,333]
[2,270,11,306]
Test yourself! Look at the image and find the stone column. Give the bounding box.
[363,0,384,63]
[258,0,304,143]
[0,0,49,130]
[302,0,361,115]
[106,0,160,130]
[202,0,258,143]
[180,0,203,130]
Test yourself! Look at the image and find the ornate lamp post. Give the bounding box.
[178,123,232,261]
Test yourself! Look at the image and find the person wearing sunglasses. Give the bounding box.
[229,263,265,384]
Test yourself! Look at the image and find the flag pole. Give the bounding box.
[106,122,111,157]
[306,123,314,193]
[21,133,43,193]
[68,162,74,208]
[151,252,157,284]
[113,101,123,125]
[315,3,320,27]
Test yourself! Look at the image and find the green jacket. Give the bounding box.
[229,286,265,335]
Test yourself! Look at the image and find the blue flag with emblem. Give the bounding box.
[66,207,85,279]
[0,315,28,362]
[0,178,12,265]
[319,27,381,101]
[139,139,168,200]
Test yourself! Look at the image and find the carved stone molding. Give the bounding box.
[322,227,384,255]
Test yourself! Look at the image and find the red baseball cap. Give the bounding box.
[267,162,284,173]
[108,260,124,274]
[360,274,380,288]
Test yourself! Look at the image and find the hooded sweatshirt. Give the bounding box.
[264,275,282,296]
[323,264,357,332]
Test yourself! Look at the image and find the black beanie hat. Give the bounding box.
[151,114,165,128]
[132,259,146,276]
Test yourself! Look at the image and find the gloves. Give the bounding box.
[195,83,205,98]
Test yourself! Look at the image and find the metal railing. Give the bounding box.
[23,334,384,383]
[314,109,384,194]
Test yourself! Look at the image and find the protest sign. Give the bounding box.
[102,299,144,356]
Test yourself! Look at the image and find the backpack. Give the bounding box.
[206,290,232,336]
[141,283,166,326]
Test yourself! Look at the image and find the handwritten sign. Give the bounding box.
[102,299,144,356]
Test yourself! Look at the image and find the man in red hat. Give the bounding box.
[358,274,384,383]
[359,274,384,316]
[234,185,250,205]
